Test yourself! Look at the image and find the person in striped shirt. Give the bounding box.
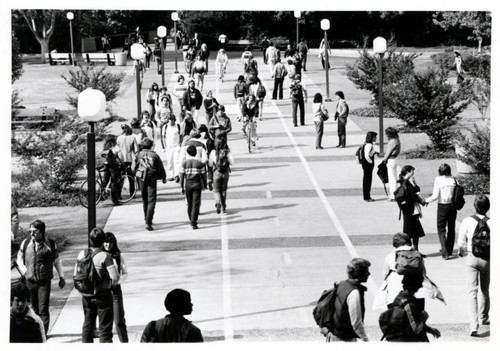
[179,145,207,229]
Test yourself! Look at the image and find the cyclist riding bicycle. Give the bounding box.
[241,94,259,146]
[216,48,228,81]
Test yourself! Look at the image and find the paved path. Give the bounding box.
[46,46,490,343]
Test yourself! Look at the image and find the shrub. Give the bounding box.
[457,174,489,195]
[350,106,398,118]
[11,185,81,208]
[383,67,469,150]
[457,77,490,118]
[453,124,490,176]
[404,145,456,159]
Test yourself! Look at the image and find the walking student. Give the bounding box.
[290,74,307,127]
[173,75,188,123]
[208,137,235,214]
[100,136,123,206]
[135,137,167,231]
[312,92,328,149]
[179,145,207,230]
[208,105,232,144]
[203,90,219,126]
[271,58,287,100]
[458,195,490,337]
[10,283,46,343]
[361,132,379,202]
[297,38,309,71]
[103,232,129,343]
[334,91,349,147]
[164,115,181,182]
[182,80,203,126]
[382,127,401,201]
[117,124,139,196]
[425,163,458,259]
[146,83,160,119]
[234,75,248,121]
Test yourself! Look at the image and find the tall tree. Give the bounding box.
[433,11,491,52]
[20,10,57,63]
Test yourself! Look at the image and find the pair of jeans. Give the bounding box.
[26,279,51,335]
[82,290,114,343]
[292,98,305,126]
[273,77,284,99]
[111,285,128,342]
[436,203,457,256]
[337,118,346,146]
[139,178,157,226]
[300,52,307,70]
[362,162,374,200]
[186,180,202,226]
[466,254,490,332]
[314,121,323,148]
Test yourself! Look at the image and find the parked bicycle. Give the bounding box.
[79,165,138,208]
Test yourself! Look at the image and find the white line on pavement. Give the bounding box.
[220,213,234,340]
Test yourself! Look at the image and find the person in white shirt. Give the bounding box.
[425,163,457,259]
[382,127,402,201]
[173,75,188,123]
[215,48,228,81]
[457,195,490,337]
[163,115,181,182]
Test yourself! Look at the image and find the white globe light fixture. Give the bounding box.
[78,88,107,122]
[171,11,179,21]
[66,12,74,20]
[373,36,387,55]
[157,25,167,38]
[294,10,301,19]
[320,19,330,31]
[131,43,146,60]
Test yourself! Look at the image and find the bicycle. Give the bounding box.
[79,165,138,208]
[243,117,258,153]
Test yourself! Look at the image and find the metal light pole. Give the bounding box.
[321,19,331,101]
[157,26,167,86]
[294,11,301,48]
[172,12,179,73]
[67,12,75,66]
[78,89,107,246]
[131,43,146,118]
[374,36,387,155]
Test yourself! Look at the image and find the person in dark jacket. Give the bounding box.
[10,283,45,343]
[101,136,123,206]
[135,138,167,231]
[361,131,379,202]
[141,288,203,343]
[182,80,203,126]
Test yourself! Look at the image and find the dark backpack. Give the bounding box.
[256,83,266,98]
[355,144,366,165]
[471,215,490,260]
[394,183,410,211]
[136,152,156,181]
[394,249,423,275]
[216,149,230,173]
[291,83,303,98]
[73,249,101,297]
[312,282,338,329]
[452,178,465,210]
[379,298,411,341]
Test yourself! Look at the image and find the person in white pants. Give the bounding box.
[382,127,401,201]
[164,115,181,182]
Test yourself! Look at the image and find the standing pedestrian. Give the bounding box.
[458,195,490,337]
[290,74,307,127]
[312,93,328,149]
[10,283,46,343]
[319,38,331,69]
[265,41,279,74]
[203,90,219,126]
[208,138,234,214]
[234,75,248,121]
[103,232,129,343]
[297,38,309,71]
[146,83,160,119]
[100,136,123,206]
[123,34,131,59]
[382,127,401,202]
[16,220,66,336]
[397,165,426,253]
[425,163,458,259]
[75,228,119,343]
[182,80,203,126]
[101,34,111,53]
[164,115,181,182]
[261,36,270,64]
[453,51,465,84]
[241,47,253,71]
[117,124,139,196]
[334,91,349,147]
[361,132,379,202]
[271,58,287,100]
[321,258,371,342]
[179,145,207,230]
[135,138,167,231]
[141,289,203,342]
[199,43,210,73]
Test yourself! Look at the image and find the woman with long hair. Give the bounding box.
[311,92,328,150]
[191,55,206,92]
[173,75,188,123]
[334,91,349,148]
[103,232,129,342]
[208,137,234,214]
[145,83,160,119]
[383,127,402,201]
[361,132,379,202]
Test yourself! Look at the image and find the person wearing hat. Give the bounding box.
[208,105,232,144]
[179,145,207,229]
[182,80,203,126]
[289,74,308,127]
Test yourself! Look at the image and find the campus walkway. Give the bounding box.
[46,46,489,342]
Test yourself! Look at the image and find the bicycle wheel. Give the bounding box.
[79,179,103,208]
[118,174,137,203]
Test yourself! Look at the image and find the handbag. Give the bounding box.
[321,108,329,121]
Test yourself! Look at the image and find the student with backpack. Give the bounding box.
[135,137,167,231]
[16,220,66,336]
[74,228,119,343]
[334,91,349,147]
[234,75,249,122]
[425,163,461,259]
[361,131,380,202]
[208,137,235,214]
[249,77,266,119]
[457,195,490,337]
[379,269,441,342]
[289,74,307,127]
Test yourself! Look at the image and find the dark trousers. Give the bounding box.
[139,178,157,226]
[263,49,268,64]
[337,118,347,146]
[82,290,114,343]
[111,285,128,342]
[300,53,307,70]
[292,98,305,126]
[362,162,374,200]
[102,167,121,204]
[273,77,284,99]
[437,204,457,256]
[26,279,51,334]
[186,180,202,226]
[315,121,323,148]
[321,56,330,69]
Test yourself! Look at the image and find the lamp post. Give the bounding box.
[67,12,75,66]
[294,11,301,48]
[171,12,179,73]
[78,88,107,246]
[373,36,387,155]
[321,19,331,101]
[157,26,167,86]
[131,43,146,119]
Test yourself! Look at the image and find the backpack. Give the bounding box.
[22,239,56,265]
[452,178,465,210]
[73,249,101,297]
[394,183,410,211]
[136,152,157,181]
[394,249,423,275]
[290,83,303,98]
[471,215,490,260]
[256,83,266,98]
[379,298,411,341]
[216,149,230,173]
[355,144,366,165]
[312,282,338,329]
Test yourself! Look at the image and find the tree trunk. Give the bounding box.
[40,39,50,63]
